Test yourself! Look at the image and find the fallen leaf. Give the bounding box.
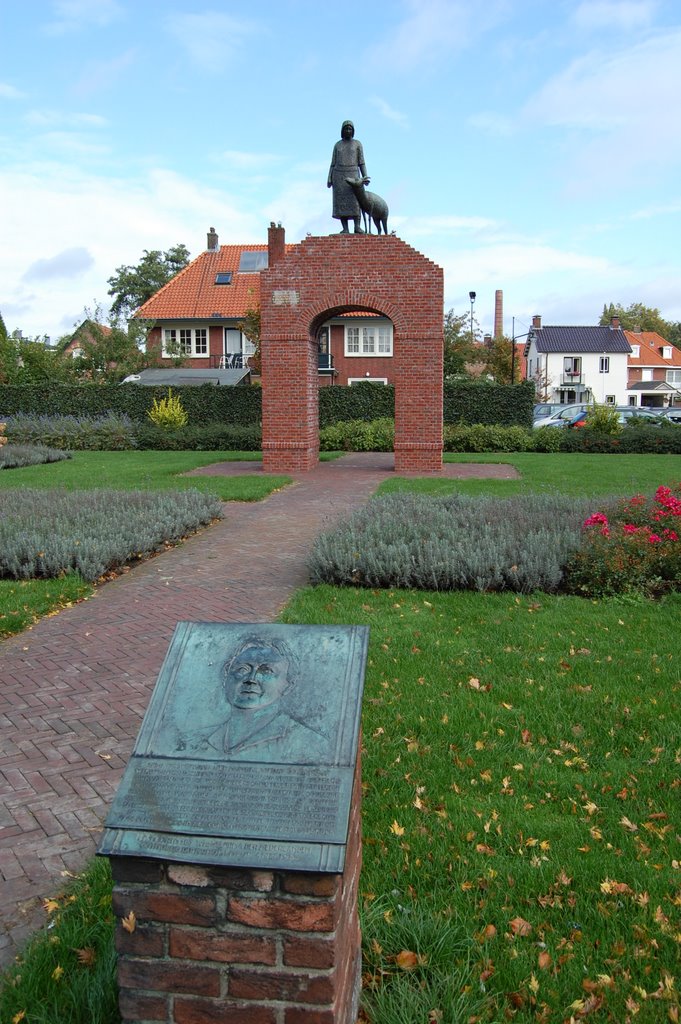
[390,820,405,836]
[51,965,64,981]
[509,916,532,937]
[42,898,60,915]
[121,910,136,933]
[74,946,96,967]
[538,951,552,970]
[396,949,419,970]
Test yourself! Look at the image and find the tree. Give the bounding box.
[0,329,78,385]
[482,335,522,383]
[107,243,190,320]
[599,302,671,338]
[238,298,261,375]
[443,308,476,377]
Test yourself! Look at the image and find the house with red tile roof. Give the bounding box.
[134,227,395,386]
[625,328,681,407]
[58,319,113,358]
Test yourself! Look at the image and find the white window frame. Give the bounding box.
[666,369,681,384]
[344,321,393,357]
[599,356,610,373]
[663,347,673,359]
[162,325,209,359]
[348,377,388,385]
[605,394,615,404]
[631,345,640,358]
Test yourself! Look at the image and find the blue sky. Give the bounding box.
[2,0,681,343]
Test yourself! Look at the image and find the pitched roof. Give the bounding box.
[134,245,272,321]
[625,330,681,368]
[122,368,250,386]
[528,325,631,354]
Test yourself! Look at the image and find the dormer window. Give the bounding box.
[631,345,640,358]
[663,346,673,359]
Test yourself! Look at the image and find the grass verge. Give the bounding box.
[0,451,290,502]
[0,858,117,1024]
[281,585,681,1023]
[0,575,93,638]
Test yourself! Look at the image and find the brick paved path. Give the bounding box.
[0,454,518,967]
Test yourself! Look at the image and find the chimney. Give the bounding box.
[633,324,642,334]
[207,226,218,251]
[268,221,285,268]
[532,314,542,329]
[610,315,620,330]
[494,289,503,338]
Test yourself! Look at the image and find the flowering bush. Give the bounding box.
[565,483,681,597]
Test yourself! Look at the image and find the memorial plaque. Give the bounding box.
[99,622,368,871]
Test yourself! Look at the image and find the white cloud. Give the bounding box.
[71,48,137,97]
[23,247,95,282]
[164,12,261,67]
[366,0,508,71]
[468,111,514,137]
[572,1,657,32]
[0,163,263,338]
[44,0,124,35]
[630,199,681,220]
[370,97,409,129]
[25,110,107,128]
[522,29,681,190]
[0,82,26,100]
[219,150,283,171]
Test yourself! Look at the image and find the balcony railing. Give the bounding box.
[560,373,583,386]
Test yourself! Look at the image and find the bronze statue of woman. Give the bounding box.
[327,120,368,233]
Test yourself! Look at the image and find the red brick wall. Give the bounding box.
[110,759,362,1024]
[261,234,443,472]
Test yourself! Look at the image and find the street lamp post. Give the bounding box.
[469,291,476,347]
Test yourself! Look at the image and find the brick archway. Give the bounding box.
[260,230,443,473]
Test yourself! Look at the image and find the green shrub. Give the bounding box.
[531,425,563,452]
[583,403,621,434]
[0,488,223,582]
[134,423,262,451]
[559,424,681,454]
[4,413,137,450]
[319,417,394,451]
[147,388,188,429]
[443,423,532,452]
[565,483,681,597]
[309,492,593,592]
[0,444,71,469]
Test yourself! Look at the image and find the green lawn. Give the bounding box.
[282,585,681,1024]
[0,450,290,502]
[376,452,681,499]
[0,575,92,639]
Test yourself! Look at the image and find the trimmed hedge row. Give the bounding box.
[0,383,260,426]
[0,380,534,428]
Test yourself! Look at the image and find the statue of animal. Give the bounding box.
[345,176,389,234]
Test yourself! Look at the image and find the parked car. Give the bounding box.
[657,407,681,425]
[533,403,565,420]
[566,407,664,429]
[533,404,590,428]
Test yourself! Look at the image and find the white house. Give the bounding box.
[524,315,631,405]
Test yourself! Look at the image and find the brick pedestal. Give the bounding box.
[110,763,362,1024]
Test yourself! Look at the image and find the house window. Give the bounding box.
[629,396,637,406]
[605,395,615,404]
[663,347,673,359]
[349,377,388,385]
[631,345,640,358]
[215,273,232,285]
[666,369,681,384]
[163,327,208,358]
[563,356,581,377]
[344,322,393,357]
[599,356,610,373]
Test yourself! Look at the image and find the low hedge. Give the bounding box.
[134,424,262,451]
[559,424,681,454]
[0,444,72,469]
